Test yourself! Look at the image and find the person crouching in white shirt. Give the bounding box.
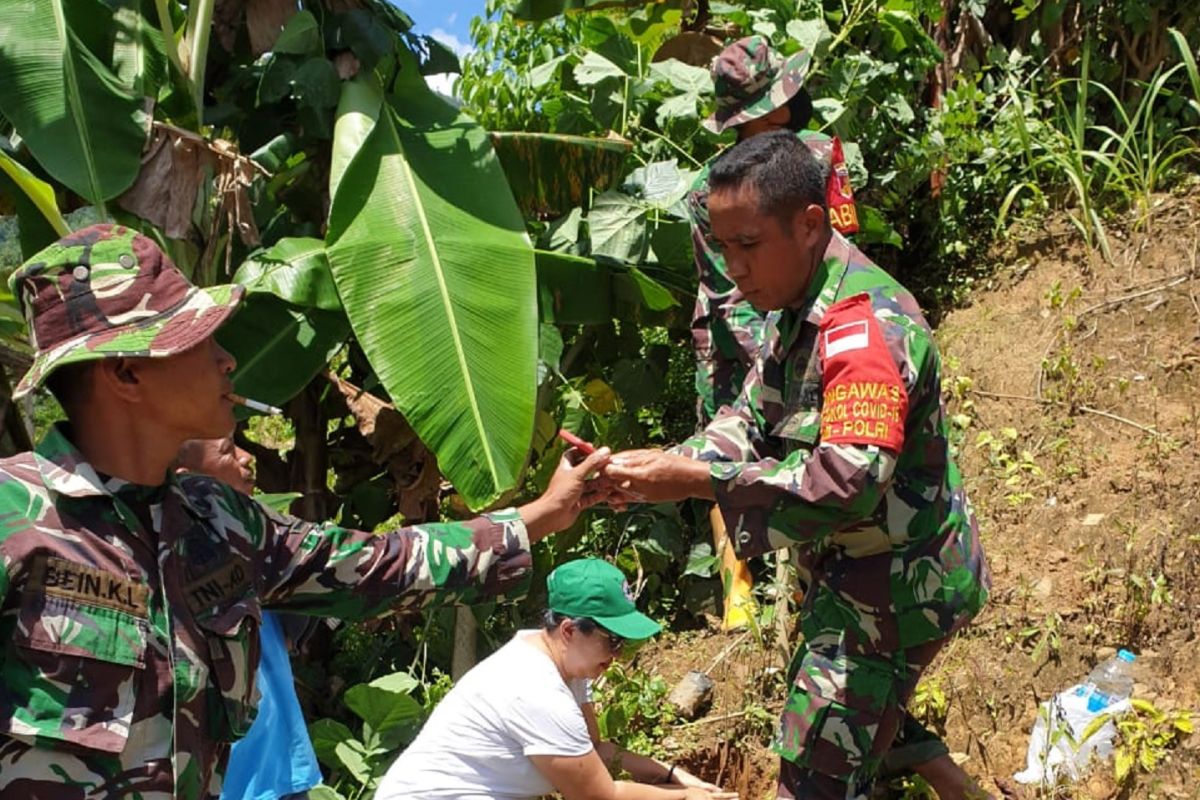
[376,558,739,800]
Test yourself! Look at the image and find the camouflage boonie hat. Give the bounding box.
[703,36,812,133]
[8,223,244,398]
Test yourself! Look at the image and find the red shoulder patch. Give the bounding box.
[818,293,907,452]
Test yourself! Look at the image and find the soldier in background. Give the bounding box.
[0,224,608,799]
[175,437,321,800]
[688,36,859,632]
[606,133,991,800]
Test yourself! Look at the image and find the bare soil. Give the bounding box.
[634,192,1200,799]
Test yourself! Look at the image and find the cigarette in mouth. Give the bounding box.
[227,393,283,416]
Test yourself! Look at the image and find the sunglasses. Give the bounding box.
[595,627,626,654]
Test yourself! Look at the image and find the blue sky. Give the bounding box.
[396,0,485,61]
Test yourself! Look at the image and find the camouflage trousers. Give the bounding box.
[774,637,948,800]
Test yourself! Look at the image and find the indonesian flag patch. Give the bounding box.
[818,293,908,452]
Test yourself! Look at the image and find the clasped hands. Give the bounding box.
[578,448,715,510]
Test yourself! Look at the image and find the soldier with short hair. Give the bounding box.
[605,132,991,800]
[0,224,609,799]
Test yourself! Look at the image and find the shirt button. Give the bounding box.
[72,265,89,281]
[738,531,751,544]
[118,253,136,268]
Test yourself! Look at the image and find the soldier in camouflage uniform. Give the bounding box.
[605,133,990,799]
[691,35,859,425]
[0,224,609,799]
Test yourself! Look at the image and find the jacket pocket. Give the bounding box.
[2,593,147,753]
[196,597,262,741]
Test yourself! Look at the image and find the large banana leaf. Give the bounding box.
[0,0,148,206]
[217,297,349,412]
[233,237,344,312]
[489,131,632,218]
[217,237,350,409]
[0,150,70,258]
[535,250,678,325]
[326,63,537,511]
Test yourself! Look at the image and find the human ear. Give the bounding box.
[795,204,827,246]
[95,358,143,402]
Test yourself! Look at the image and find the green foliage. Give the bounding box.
[594,662,678,755]
[308,670,433,799]
[1112,699,1194,786]
[0,0,150,208]
[325,62,538,511]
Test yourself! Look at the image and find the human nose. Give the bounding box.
[725,250,749,282]
[214,340,237,373]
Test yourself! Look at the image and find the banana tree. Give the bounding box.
[0,0,675,512]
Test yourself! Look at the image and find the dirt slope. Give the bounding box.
[635,193,1200,799]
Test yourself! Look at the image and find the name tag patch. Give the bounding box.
[184,559,253,615]
[30,556,148,616]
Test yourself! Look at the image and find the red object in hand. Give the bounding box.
[557,429,596,455]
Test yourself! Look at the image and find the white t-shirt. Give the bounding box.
[376,630,595,800]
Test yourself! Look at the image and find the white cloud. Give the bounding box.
[429,27,474,59]
[447,12,459,26]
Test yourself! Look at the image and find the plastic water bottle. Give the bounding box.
[1077,649,1136,712]
[1015,649,1137,785]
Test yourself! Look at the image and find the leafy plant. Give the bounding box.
[1111,699,1194,786]
[593,662,677,756]
[308,671,431,799]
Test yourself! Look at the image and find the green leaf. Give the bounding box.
[623,160,694,210]
[233,237,343,312]
[684,541,718,577]
[292,58,342,111]
[0,0,148,206]
[511,0,647,22]
[574,51,627,85]
[344,673,424,741]
[490,131,631,218]
[647,59,711,95]
[333,739,373,785]
[538,323,564,383]
[786,17,832,57]
[589,191,647,262]
[528,54,570,89]
[0,149,70,258]
[331,76,383,201]
[326,65,537,510]
[812,97,846,126]
[535,250,676,324]
[111,0,169,102]
[307,785,347,800]
[308,718,358,771]
[217,295,350,410]
[338,9,397,71]
[273,10,322,56]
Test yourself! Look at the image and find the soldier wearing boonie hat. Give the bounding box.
[0,223,611,799]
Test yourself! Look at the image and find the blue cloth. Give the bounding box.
[221,612,322,800]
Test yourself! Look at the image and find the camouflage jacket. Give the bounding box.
[0,425,531,799]
[688,131,858,426]
[681,234,989,655]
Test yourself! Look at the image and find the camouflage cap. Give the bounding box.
[703,36,812,134]
[8,224,244,399]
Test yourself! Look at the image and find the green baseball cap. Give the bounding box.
[8,224,243,399]
[547,559,661,641]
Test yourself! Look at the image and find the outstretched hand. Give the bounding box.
[519,447,612,541]
[601,449,715,505]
